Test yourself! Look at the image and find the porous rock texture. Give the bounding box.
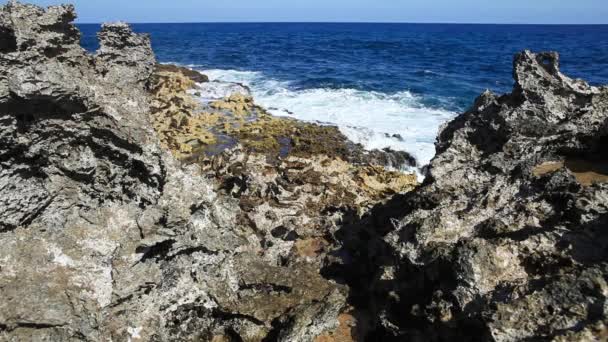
[2,1,608,342]
[347,51,608,340]
[0,2,358,341]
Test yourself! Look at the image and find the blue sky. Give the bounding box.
[13,0,608,24]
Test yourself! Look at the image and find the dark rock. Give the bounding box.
[369,147,417,168]
[354,51,608,340]
[0,2,350,341]
[156,63,210,83]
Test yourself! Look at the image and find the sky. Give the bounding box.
[10,0,608,24]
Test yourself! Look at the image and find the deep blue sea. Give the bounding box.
[80,23,608,164]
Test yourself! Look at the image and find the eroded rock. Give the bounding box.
[0,2,358,341]
[156,63,210,83]
[5,1,602,341]
[342,51,608,341]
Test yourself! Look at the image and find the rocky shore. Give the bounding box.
[377,51,608,341]
[1,1,607,341]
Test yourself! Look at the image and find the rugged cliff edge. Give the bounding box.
[359,52,608,341]
[0,2,412,341]
[1,1,607,342]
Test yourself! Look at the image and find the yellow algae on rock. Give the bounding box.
[532,159,608,186]
[148,66,419,229]
[357,165,418,197]
[150,67,219,159]
[231,114,353,160]
[210,93,256,117]
[149,65,367,162]
[149,65,419,201]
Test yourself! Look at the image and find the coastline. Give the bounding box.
[1,2,608,341]
[150,62,419,204]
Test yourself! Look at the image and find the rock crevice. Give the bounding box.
[0,2,411,341]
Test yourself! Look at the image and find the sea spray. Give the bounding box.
[201,68,457,166]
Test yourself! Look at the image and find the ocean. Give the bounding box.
[80,23,608,165]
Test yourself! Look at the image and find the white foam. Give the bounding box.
[200,68,457,166]
[193,82,251,102]
[202,69,262,83]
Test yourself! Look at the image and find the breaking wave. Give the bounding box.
[199,67,457,166]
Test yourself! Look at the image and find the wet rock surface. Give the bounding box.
[149,64,418,172]
[156,63,210,84]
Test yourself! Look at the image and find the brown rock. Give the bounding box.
[156,63,209,83]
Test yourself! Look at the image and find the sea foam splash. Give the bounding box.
[200,68,457,166]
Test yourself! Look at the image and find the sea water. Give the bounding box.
[80,23,608,165]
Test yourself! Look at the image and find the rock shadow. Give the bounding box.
[321,190,491,341]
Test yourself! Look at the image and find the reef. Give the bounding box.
[1,1,607,341]
[149,60,418,221]
[149,63,417,169]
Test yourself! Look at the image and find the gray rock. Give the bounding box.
[357,51,608,340]
[0,2,347,341]
[3,1,607,341]
[96,22,156,86]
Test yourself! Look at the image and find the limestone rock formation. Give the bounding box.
[0,2,360,341]
[149,63,418,172]
[348,51,608,341]
[156,63,210,84]
[2,1,607,341]
[0,1,420,341]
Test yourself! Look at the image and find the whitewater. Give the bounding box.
[199,68,457,167]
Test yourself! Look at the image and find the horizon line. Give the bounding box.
[75,21,608,26]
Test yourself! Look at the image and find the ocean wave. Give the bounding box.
[202,68,263,83]
[199,67,457,166]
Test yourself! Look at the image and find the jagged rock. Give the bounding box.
[342,51,608,341]
[6,1,603,341]
[0,2,161,231]
[95,22,156,86]
[147,64,419,340]
[0,2,355,341]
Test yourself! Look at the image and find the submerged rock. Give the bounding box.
[197,81,252,102]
